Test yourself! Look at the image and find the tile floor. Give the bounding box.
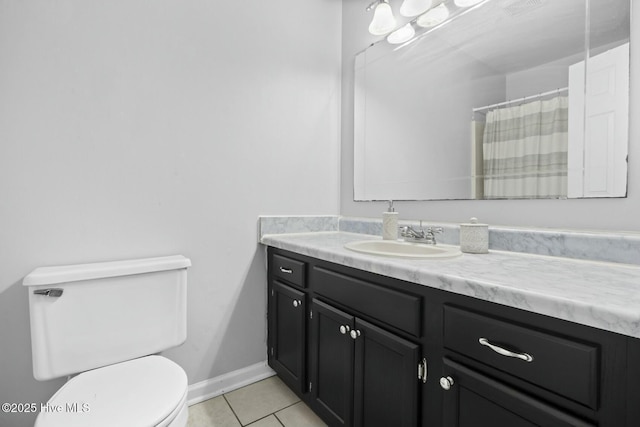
[187,376,327,427]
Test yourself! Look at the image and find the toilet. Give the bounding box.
[23,255,192,427]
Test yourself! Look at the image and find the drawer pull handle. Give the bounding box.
[478,338,533,362]
[293,300,302,308]
[339,325,351,334]
[279,267,293,274]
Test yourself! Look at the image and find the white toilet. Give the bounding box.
[23,255,192,427]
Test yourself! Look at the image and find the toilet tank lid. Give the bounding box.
[23,255,191,287]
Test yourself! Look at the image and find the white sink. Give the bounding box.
[344,240,462,259]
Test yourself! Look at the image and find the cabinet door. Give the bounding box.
[269,280,306,394]
[442,358,595,427]
[353,318,420,427]
[310,299,355,427]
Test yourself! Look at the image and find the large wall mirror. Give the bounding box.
[354,0,630,201]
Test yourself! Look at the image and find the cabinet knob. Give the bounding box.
[292,300,302,308]
[339,325,351,334]
[439,376,454,391]
[350,329,361,339]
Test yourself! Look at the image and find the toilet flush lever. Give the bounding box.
[33,288,64,297]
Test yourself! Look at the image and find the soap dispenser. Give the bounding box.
[382,200,399,240]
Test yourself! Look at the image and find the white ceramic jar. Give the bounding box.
[460,217,489,254]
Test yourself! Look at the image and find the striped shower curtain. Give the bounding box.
[482,96,569,199]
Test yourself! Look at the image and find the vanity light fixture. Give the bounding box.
[454,0,484,7]
[367,0,489,45]
[399,0,433,17]
[416,3,450,27]
[387,22,416,44]
[367,0,398,35]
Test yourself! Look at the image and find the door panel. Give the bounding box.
[567,42,629,198]
[354,318,420,427]
[311,299,355,427]
[442,358,595,427]
[270,280,306,394]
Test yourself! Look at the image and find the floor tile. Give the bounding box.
[245,415,284,427]
[275,402,327,427]
[224,376,300,425]
[187,395,241,427]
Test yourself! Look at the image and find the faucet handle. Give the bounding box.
[423,226,443,245]
[399,225,418,238]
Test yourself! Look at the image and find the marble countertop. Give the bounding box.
[261,231,640,339]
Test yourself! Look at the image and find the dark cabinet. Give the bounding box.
[310,299,421,427]
[443,305,599,409]
[441,358,595,427]
[268,280,307,394]
[353,314,421,427]
[266,247,638,427]
[310,299,355,426]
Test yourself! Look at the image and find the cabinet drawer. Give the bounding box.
[444,306,598,409]
[272,254,306,288]
[312,267,421,336]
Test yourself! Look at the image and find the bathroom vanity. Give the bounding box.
[263,230,640,427]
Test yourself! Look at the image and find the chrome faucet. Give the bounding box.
[400,222,443,245]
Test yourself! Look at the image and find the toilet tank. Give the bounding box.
[23,255,191,381]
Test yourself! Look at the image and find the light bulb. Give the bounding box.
[387,23,415,44]
[369,1,397,36]
[416,3,449,27]
[454,0,484,7]
[400,0,433,17]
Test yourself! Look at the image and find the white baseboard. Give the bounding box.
[187,360,276,406]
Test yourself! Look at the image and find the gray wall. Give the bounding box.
[341,0,640,232]
[0,1,341,426]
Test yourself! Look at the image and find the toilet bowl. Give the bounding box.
[24,256,192,427]
[35,356,188,427]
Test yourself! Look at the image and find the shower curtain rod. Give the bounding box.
[473,86,569,113]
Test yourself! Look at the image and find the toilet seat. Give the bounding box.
[35,355,188,427]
